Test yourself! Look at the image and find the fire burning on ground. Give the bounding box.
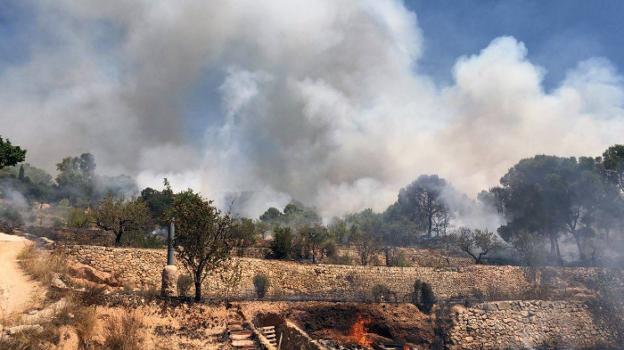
[348,315,373,348]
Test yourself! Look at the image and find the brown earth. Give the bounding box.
[240,301,435,348]
[0,232,41,317]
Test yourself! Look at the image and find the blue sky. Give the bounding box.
[405,0,624,89]
[2,0,624,88]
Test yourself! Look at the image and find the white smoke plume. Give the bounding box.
[2,0,624,218]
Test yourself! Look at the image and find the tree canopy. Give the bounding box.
[0,136,26,169]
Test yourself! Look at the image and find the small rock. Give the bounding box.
[51,276,68,289]
[8,324,44,335]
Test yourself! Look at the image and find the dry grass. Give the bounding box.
[74,306,99,349]
[17,244,67,286]
[103,310,145,350]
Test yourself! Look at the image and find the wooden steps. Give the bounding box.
[258,325,278,347]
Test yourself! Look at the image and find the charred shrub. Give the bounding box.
[371,284,395,303]
[412,279,437,314]
[253,273,270,299]
[177,274,193,298]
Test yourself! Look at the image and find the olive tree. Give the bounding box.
[94,194,150,245]
[454,227,502,264]
[170,190,234,301]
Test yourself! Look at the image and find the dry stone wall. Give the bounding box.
[447,300,614,349]
[62,245,624,302]
[63,245,530,300]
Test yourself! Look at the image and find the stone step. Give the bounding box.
[230,331,253,340]
[228,324,244,331]
[232,339,255,347]
[258,326,275,331]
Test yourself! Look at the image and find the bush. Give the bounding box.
[51,217,64,228]
[412,279,437,314]
[79,284,108,306]
[103,311,144,350]
[371,284,395,303]
[73,306,98,348]
[66,208,90,228]
[388,251,411,267]
[0,206,23,229]
[120,231,164,248]
[253,274,270,299]
[270,227,293,259]
[177,274,193,297]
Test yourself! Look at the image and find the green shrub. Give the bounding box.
[120,231,164,248]
[389,251,411,267]
[412,279,437,314]
[177,274,193,297]
[253,274,270,299]
[270,227,293,259]
[67,208,90,228]
[52,217,65,228]
[0,206,23,228]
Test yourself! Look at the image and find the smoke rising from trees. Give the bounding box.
[3,1,624,218]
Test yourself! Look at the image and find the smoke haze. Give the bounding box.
[2,0,624,218]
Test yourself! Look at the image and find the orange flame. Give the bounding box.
[349,315,373,348]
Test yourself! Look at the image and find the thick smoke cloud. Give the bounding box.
[2,0,624,218]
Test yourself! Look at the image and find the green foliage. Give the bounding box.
[328,218,348,244]
[386,174,451,239]
[493,154,624,264]
[412,279,436,314]
[52,217,65,229]
[56,153,97,206]
[67,208,91,228]
[231,217,257,255]
[602,144,624,191]
[259,201,321,229]
[296,224,329,263]
[0,136,26,169]
[386,249,411,267]
[454,227,503,264]
[140,178,174,225]
[260,207,282,222]
[270,226,293,259]
[0,205,23,228]
[94,194,150,245]
[253,273,270,299]
[350,224,379,266]
[169,189,234,301]
[119,230,164,248]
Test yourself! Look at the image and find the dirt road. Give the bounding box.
[0,232,39,317]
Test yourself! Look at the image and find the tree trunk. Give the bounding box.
[427,213,433,238]
[115,230,123,245]
[573,233,586,262]
[194,280,202,302]
[549,235,562,265]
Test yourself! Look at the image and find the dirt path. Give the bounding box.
[0,232,39,317]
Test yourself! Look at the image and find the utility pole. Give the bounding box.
[167,218,175,265]
[161,218,178,297]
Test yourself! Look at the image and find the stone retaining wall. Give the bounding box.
[62,245,530,300]
[447,300,614,349]
[61,245,623,302]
